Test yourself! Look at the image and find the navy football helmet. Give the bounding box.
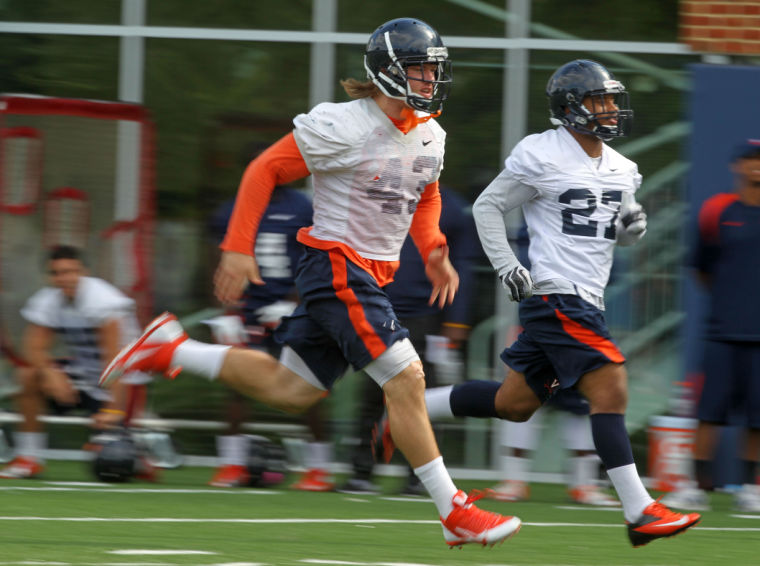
[546,59,633,140]
[91,432,138,483]
[364,17,452,113]
[246,435,286,487]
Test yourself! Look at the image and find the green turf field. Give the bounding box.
[0,461,757,566]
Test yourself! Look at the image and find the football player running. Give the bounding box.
[100,18,520,548]
[423,59,701,547]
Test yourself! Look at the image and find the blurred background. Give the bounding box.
[0,0,757,485]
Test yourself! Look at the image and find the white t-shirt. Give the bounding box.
[21,276,148,397]
[475,126,642,298]
[293,97,446,261]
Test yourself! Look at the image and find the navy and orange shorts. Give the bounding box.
[275,247,410,390]
[501,294,625,404]
[697,340,760,427]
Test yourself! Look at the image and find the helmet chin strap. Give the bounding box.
[373,71,438,113]
[561,118,614,141]
[363,54,404,101]
[559,108,617,141]
[575,124,614,141]
[586,116,620,141]
[375,72,407,100]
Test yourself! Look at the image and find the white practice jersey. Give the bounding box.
[507,127,642,297]
[20,276,146,397]
[293,97,445,261]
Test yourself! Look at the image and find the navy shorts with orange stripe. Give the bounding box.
[501,294,625,403]
[274,247,410,390]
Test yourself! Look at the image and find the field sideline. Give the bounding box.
[0,461,758,566]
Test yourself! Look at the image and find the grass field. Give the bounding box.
[0,461,758,566]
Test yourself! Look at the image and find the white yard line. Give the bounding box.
[301,560,441,566]
[0,487,280,494]
[0,562,267,566]
[554,505,621,512]
[379,497,432,503]
[0,517,440,524]
[108,550,215,555]
[0,516,758,532]
[44,481,114,487]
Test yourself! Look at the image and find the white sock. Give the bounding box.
[606,463,654,522]
[216,434,249,466]
[14,431,46,462]
[569,454,600,488]
[504,455,530,483]
[561,412,594,452]
[424,386,454,419]
[172,339,231,380]
[414,456,458,518]
[305,441,332,470]
[499,416,538,483]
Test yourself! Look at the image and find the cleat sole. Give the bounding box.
[629,517,701,548]
[99,312,181,387]
[444,517,522,547]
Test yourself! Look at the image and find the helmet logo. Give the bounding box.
[427,46,448,59]
[603,79,624,92]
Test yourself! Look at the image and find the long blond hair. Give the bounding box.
[340,78,380,99]
[339,77,441,129]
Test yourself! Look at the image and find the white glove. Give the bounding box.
[499,265,534,302]
[617,192,647,246]
[255,300,297,328]
[202,315,247,346]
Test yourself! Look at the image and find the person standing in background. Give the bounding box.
[662,140,760,512]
